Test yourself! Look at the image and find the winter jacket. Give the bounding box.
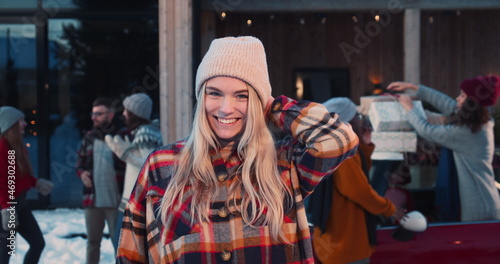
[312,143,395,264]
[407,85,500,221]
[76,126,126,208]
[0,137,37,209]
[118,120,162,212]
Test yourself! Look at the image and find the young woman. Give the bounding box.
[116,36,359,263]
[0,106,53,263]
[387,76,500,222]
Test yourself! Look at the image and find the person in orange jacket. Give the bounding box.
[308,97,404,264]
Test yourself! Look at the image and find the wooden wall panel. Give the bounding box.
[200,9,499,106]
[420,10,500,104]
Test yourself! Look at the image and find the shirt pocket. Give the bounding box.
[161,229,202,263]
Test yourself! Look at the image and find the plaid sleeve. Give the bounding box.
[271,95,359,196]
[116,159,151,263]
[76,133,92,178]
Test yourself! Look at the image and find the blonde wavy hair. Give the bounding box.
[160,83,292,242]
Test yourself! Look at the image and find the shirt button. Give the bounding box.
[218,207,229,218]
[220,250,231,261]
[217,173,228,182]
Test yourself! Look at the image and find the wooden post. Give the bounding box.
[159,0,193,144]
[404,9,421,86]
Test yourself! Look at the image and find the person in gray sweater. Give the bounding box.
[387,76,500,222]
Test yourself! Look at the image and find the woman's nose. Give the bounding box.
[219,97,235,114]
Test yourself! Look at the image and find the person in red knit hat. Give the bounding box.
[0,106,54,263]
[388,76,500,222]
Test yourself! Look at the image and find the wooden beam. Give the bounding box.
[202,0,500,12]
[159,0,193,144]
[404,9,420,86]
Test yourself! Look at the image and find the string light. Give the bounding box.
[220,12,227,21]
[374,15,380,22]
[299,18,305,25]
[246,19,252,26]
[352,15,358,23]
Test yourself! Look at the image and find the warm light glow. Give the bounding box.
[370,74,383,95]
[26,143,31,147]
[247,19,252,26]
[32,110,37,114]
[369,75,382,86]
[453,241,462,245]
[352,15,358,23]
[375,15,380,22]
[33,132,37,136]
[296,75,304,100]
[221,12,226,18]
[372,88,383,95]
[30,120,36,125]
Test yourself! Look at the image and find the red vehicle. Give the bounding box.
[371,220,500,263]
[371,185,500,263]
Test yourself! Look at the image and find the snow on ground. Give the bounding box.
[10,208,115,264]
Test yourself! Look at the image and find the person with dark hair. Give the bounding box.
[308,97,402,264]
[0,106,53,263]
[387,76,500,222]
[105,93,162,249]
[116,36,359,263]
[76,98,126,263]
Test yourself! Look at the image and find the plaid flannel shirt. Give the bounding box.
[76,127,126,207]
[117,96,359,263]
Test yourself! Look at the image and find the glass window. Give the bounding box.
[48,17,159,207]
[0,0,37,9]
[42,0,158,9]
[0,23,39,198]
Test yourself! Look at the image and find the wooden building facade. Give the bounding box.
[198,7,500,105]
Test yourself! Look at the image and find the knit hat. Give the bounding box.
[195,36,272,109]
[123,93,152,120]
[460,75,500,107]
[322,97,357,122]
[0,106,25,134]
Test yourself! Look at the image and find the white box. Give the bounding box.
[359,95,398,115]
[368,101,425,131]
[372,131,418,153]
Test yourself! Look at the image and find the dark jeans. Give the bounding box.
[0,192,45,264]
[370,160,402,196]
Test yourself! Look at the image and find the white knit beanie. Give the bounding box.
[195,36,272,109]
[323,97,357,122]
[0,106,25,134]
[123,93,152,120]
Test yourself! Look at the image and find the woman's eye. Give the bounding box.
[208,91,221,96]
[236,94,248,99]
